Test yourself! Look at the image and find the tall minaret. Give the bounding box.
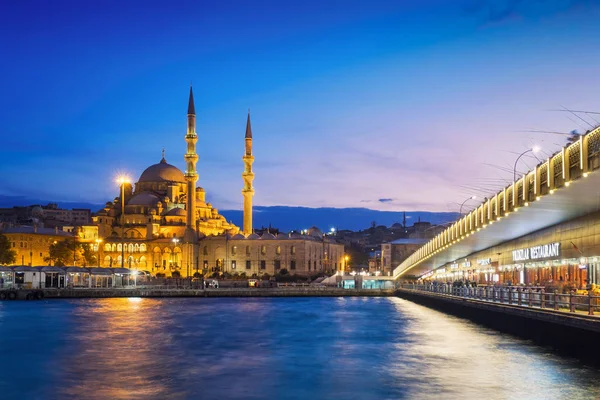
[242,111,255,235]
[184,86,199,242]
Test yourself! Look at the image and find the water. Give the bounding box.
[0,297,598,400]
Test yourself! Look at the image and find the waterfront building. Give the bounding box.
[92,88,344,277]
[2,226,74,266]
[381,238,428,276]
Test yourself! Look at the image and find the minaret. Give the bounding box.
[184,86,199,241]
[242,111,255,235]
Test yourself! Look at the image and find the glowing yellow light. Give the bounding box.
[583,172,589,178]
[525,202,529,207]
[549,190,555,195]
[536,196,541,201]
[565,181,571,187]
[116,175,131,185]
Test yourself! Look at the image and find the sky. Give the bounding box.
[2,0,600,214]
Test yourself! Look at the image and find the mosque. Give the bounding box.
[93,88,344,277]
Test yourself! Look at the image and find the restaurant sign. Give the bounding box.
[512,242,560,262]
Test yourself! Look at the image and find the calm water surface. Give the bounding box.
[0,297,598,400]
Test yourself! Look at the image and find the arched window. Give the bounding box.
[112,244,116,252]
[140,244,146,252]
[203,246,208,256]
[246,246,251,256]
[232,245,237,256]
[128,244,134,253]
[117,243,122,252]
[104,243,111,252]
[261,245,266,255]
[276,246,281,255]
[134,244,140,252]
[291,246,296,255]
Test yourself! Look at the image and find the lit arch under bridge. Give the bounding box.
[393,125,600,280]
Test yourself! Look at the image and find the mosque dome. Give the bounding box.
[308,226,323,237]
[232,233,246,240]
[247,233,261,240]
[138,157,185,183]
[128,192,161,206]
[165,207,186,217]
[261,232,276,240]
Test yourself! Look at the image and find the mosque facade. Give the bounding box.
[92,88,344,277]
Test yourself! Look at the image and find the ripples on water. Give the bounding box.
[0,297,598,400]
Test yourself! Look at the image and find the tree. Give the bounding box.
[0,234,16,265]
[45,239,91,267]
[79,243,97,267]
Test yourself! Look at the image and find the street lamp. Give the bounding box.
[172,238,179,271]
[459,195,477,215]
[95,239,103,268]
[513,146,540,182]
[116,175,130,270]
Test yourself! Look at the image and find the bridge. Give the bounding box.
[393,125,600,283]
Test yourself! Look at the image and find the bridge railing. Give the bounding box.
[398,284,599,316]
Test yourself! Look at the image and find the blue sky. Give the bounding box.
[1,0,600,213]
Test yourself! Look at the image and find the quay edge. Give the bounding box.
[395,288,600,365]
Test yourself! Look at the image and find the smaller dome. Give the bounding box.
[275,233,288,240]
[196,187,205,192]
[231,233,246,240]
[165,207,186,217]
[308,226,323,237]
[247,233,261,240]
[261,232,276,240]
[128,192,160,206]
[290,232,302,239]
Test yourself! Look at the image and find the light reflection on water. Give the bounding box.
[0,297,598,400]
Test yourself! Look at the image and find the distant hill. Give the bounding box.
[0,195,457,232]
[220,206,458,232]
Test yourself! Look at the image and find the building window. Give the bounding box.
[291,246,296,255]
[274,260,281,270]
[246,260,251,270]
[291,260,296,270]
[261,245,266,255]
[314,261,317,270]
[308,262,311,271]
[203,246,208,256]
[276,246,281,255]
[246,246,251,255]
[232,246,237,256]
[231,260,237,270]
[260,260,266,270]
[203,260,208,269]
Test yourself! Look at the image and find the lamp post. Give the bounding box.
[172,237,179,271]
[459,195,477,216]
[513,146,540,182]
[117,176,130,270]
[95,239,102,268]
